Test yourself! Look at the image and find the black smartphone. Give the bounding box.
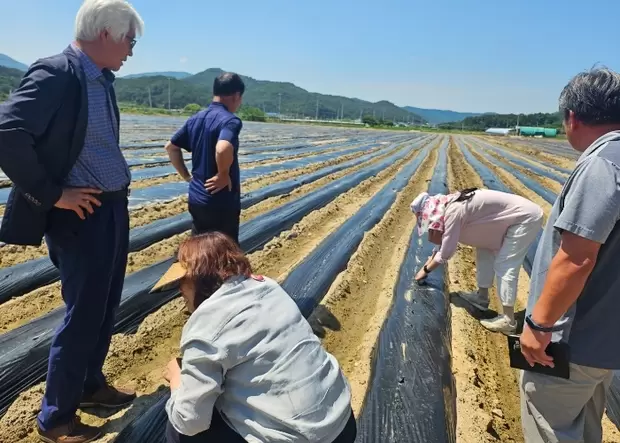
[507,335,570,379]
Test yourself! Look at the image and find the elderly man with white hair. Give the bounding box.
[0,1,144,442]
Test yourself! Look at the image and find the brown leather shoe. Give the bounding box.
[79,384,136,409]
[37,416,101,443]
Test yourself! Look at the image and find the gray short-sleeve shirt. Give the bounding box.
[526,131,620,369]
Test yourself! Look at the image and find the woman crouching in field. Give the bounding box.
[152,232,357,443]
[411,188,543,335]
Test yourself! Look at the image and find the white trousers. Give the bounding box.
[476,218,542,307]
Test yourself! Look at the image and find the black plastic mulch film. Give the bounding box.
[0,136,411,304]
[0,136,431,418]
[113,137,438,442]
[355,137,456,443]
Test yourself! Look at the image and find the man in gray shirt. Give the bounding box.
[520,68,620,442]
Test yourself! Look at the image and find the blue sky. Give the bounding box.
[1,0,619,114]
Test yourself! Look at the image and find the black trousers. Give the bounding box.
[166,409,357,443]
[188,203,240,244]
[166,410,245,443]
[38,197,129,430]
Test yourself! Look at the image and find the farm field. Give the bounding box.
[0,120,619,443]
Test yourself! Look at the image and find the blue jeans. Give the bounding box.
[37,198,129,430]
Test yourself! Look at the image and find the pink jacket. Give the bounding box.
[433,189,543,263]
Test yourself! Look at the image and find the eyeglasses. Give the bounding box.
[127,37,137,49]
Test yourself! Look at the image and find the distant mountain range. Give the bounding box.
[113,68,426,122]
[402,106,488,125]
[122,71,192,80]
[0,53,491,124]
[0,54,28,72]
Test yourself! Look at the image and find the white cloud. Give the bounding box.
[180,57,188,64]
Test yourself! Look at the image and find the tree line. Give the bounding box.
[439,112,563,131]
[112,68,423,122]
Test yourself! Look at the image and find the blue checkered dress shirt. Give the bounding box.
[64,45,131,191]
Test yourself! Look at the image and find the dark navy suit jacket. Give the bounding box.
[0,46,120,245]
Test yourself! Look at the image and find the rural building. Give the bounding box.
[485,128,512,136]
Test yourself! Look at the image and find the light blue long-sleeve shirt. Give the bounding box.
[166,275,352,442]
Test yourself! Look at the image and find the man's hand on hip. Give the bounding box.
[54,188,102,220]
[205,173,232,194]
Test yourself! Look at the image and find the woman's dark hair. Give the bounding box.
[454,187,477,202]
[178,232,252,310]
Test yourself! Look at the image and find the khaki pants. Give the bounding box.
[520,363,613,443]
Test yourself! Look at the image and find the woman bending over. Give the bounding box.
[152,232,357,443]
[411,188,543,334]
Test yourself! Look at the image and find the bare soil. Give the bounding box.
[478,145,563,195]
[467,147,552,216]
[480,140,570,177]
[0,138,433,442]
[0,147,390,335]
[239,143,369,167]
[242,145,382,193]
[0,233,191,334]
[447,140,524,443]
[0,148,376,270]
[315,142,439,414]
[456,139,620,443]
[247,142,430,280]
[130,175,180,189]
[486,137,576,171]
[3,134,619,443]
[240,144,404,225]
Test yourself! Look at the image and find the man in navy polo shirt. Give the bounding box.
[166,72,244,243]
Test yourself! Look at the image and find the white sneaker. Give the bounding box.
[480,315,517,334]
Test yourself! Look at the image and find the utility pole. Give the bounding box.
[278,93,282,117]
[148,86,152,108]
[168,77,171,110]
[340,103,344,120]
[315,98,319,120]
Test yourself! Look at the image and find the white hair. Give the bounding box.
[75,0,144,42]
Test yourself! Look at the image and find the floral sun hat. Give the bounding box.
[410,191,459,235]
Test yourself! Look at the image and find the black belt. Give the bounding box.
[98,188,130,202]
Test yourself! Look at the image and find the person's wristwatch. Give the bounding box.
[423,265,431,274]
[525,314,562,332]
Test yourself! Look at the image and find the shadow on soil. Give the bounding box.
[450,292,526,333]
[82,387,168,435]
[308,305,341,338]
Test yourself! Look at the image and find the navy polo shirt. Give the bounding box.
[171,102,242,209]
